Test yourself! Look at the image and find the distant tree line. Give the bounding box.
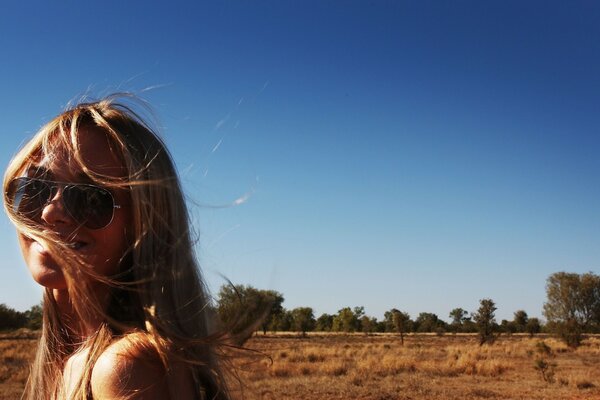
[0,304,42,331]
[216,287,541,339]
[2,271,598,349]
[216,271,600,348]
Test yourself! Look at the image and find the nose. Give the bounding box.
[40,186,74,227]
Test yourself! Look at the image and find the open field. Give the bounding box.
[233,333,600,400]
[1,331,600,399]
[0,330,37,400]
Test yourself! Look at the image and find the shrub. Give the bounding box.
[534,358,556,383]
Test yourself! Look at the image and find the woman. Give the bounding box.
[3,94,231,399]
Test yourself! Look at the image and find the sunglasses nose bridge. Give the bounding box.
[38,182,76,227]
[43,183,73,216]
[46,183,63,205]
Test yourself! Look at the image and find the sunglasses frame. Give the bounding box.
[7,176,122,230]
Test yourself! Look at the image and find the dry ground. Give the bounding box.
[1,331,599,399]
[0,330,37,400]
[232,333,600,400]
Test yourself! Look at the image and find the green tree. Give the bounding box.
[271,310,293,331]
[461,315,477,333]
[473,298,497,345]
[332,307,360,332]
[315,313,334,331]
[23,304,43,330]
[383,310,395,332]
[374,320,387,332]
[543,272,600,347]
[415,312,444,333]
[500,319,517,335]
[217,284,284,343]
[449,308,468,332]
[391,309,410,344]
[0,304,26,330]
[260,290,285,334]
[360,315,377,334]
[513,310,529,333]
[526,317,542,337]
[291,307,315,336]
[353,306,366,330]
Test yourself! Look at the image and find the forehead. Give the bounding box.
[36,126,125,181]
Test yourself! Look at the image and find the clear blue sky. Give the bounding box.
[1,1,598,322]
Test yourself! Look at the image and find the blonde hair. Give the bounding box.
[3,94,231,399]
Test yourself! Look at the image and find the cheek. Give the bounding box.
[18,234,30,259]
[92,219,130,275]
[18,234,41,269]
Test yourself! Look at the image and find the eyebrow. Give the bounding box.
[74,172,95,184]
[25,165,52,179]
[24,165,94,184]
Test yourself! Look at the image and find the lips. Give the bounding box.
[36,231,91,252]
[31,238,89,252]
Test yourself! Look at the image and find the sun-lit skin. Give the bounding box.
[18,126,131,327]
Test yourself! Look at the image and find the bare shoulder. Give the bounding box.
[91,333,170,400]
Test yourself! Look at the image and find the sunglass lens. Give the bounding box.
[63,185,114,229]
[8,178,51,220]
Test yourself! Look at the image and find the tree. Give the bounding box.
[23,304,43,330]
[513,310,529,333]
[500,319,517,335]
[315,313,334,332]
[449,308,468,332]
[332,308,353,332]
[473,298,497,345]
[415,312,445,333]
[461,315,477,333]
[543,272,600,347]
[383,309,413,334]
[216,284,284,343]
[0,304,26,330]
[391,309,410,345]
[353,306,366,330]
[526,318,542,337]
[383,310,395,332]
[374,320,387,332]
[291,307,315,336]
[260,290,285,334]
[332,307,362,332]
[360,315,377,334]
[270,310,293,331]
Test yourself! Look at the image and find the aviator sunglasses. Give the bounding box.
[6,177,121,229]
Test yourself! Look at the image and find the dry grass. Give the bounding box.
[230,333,600,400]
[0,330,38,400]
[1,331,600,399]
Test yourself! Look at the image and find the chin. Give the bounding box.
[22,240,67,289]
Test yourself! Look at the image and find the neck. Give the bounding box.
[53,285,110,339]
